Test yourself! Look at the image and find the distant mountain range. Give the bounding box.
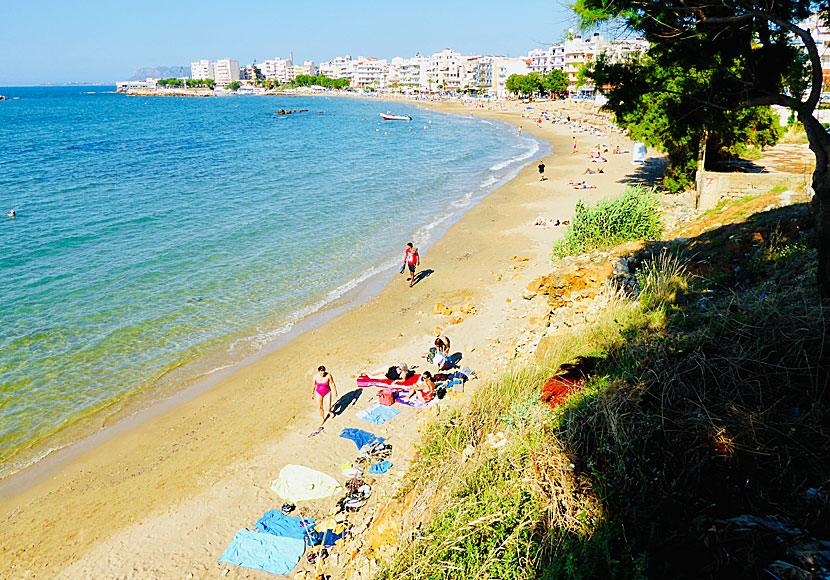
[127,66,190,81]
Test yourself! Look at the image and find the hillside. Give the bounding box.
[333,183,829,579]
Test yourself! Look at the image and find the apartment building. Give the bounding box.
[260,58,291,82]
[191,60,215,81]
[352,58,387,89]
[318,55,356,80]
[425,49,463,90]
[564,33,647,97]
[480,56,530,97]
[213,58,240,86]
[387,56,427,90]
[528,45,565,73]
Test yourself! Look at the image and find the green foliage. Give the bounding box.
[552,186,663,257]
[226,81,241,91]
[542,70,568,96]
[186,78,214,89]
[157,78,185,88]
[572,0,821,195]
[506,73,543,97]
[290,74,350,89]
[590,54,781,193]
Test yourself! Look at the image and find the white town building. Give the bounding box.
[213,58,240,86]
[191,60,215,81]
[260,58,292,82]
[480,56,530,98]
[564,33,647,97]
[318,55,356,80]
[426,49,463,91]
[352,58,387,89]
[528,45,566,73]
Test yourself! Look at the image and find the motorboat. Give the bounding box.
[380,113,412,121]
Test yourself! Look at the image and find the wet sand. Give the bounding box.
[0,99,640,579]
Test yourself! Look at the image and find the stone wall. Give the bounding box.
[696,170,811,210]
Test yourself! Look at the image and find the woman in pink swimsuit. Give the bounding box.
[312,365,338,428]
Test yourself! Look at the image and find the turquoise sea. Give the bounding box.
[0,87,542,479]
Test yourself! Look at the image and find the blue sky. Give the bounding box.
[0,0,577,85]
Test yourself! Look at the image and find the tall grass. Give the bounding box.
[553,186,663,258]
[636,249,690,310]
[376,293,648,580]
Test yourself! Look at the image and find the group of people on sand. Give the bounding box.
[533,216,570,227]
[310,332,453,432]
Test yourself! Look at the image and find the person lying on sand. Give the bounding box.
[533,216,560,227]
[365,363,413,382]
[571,181,597,189]
[583,168,604,174]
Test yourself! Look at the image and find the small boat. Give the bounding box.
[380,113,412,121]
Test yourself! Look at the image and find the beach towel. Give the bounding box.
[356,374,420,389]
[356,403,401,425]
[219,529,305,575]
[255,509,316,540]
[270,464,342,503]
[369,460,393,474]
[397,395,438,410]
[339,428,385,451]
[306,528,348,547]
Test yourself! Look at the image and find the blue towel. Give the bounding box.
[255,510,315,541]
[307,529,348,547]
[219,529,305,575]
[340,428,384,451]
[355,403,401,425]
[369,460,393,474]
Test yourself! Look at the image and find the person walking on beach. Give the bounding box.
[538,160,546,181]
[571,137,578,154]
[310,365,337,436]
[404,242,419,287]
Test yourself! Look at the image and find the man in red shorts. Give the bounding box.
[404,242,420,287]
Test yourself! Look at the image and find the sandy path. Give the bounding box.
[0,99,641,579]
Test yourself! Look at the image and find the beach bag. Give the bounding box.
[378,388,395,406]
[426,346,437,364]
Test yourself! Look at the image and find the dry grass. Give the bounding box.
[373,199,828,580]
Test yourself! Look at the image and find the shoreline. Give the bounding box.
[0,100,545,491]
[0,98,637,579]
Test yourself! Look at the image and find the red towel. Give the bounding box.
[540,376,581,409]
[356,374,421,389]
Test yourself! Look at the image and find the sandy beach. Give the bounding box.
[0,98,645,579]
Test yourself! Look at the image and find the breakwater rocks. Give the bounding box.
[275,108,309,115]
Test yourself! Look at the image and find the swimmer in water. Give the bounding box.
[7,210,15,217]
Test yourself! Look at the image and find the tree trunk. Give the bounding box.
[814,175,830,303]
[695,130,708,210]
[799,110,830,304]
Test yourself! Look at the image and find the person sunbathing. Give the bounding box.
[365,363,412,382]
[583,168,604,174]
[571,181,597,189]
[533,216,560,227]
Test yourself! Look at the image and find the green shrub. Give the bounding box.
[553,186,663,258]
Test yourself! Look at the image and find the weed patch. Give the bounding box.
[553,186,663,258]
